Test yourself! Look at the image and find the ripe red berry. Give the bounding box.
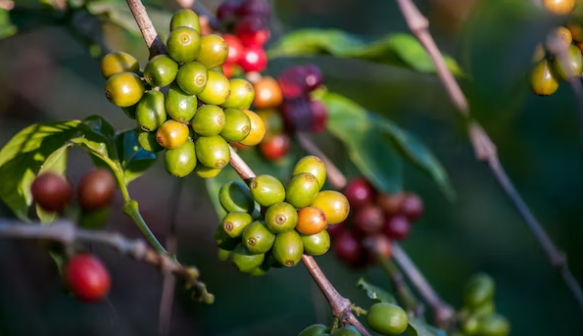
[235,16,270,47]
[343,177,374,208]
[222,63,237,78]
[216,1,240,22]
[366,234,392,259]
[334,230,363,266]
[238,46,267,73]
[31,172,72,212]
[64,254,111,302]
[280,96,313,132]
[236,0,271,19]
[309,100,328,133]
[401,193,423,222]
[259,133,290,161]
[383,215,410,241]
[277,66,308,99]
[303,64,324,92]
[377,193,405,215]
[354,205,384,235]
[223,34,244,65]
[77,168,117,211]
[326,223,345,239]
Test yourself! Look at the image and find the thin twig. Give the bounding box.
[297,133,347,189]
[192,0,220,30]
[377,255,424,316]
[0,0,14,10]
[125,0,167,57]
[396,0,583,314]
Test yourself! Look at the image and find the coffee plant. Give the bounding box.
[0,0,581,335]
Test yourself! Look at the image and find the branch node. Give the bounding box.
[468,122,497,161]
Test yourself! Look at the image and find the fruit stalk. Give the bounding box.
[125,0,168,56]
[376,255,423,317]
[396,0,583,314]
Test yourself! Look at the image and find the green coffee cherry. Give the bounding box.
[293,155,326,189]
[286,173,320,209]
[243,220,275,254]
[138,130,164,153]
[332,326,360,336]
[122,105,137,119]
[167,26,201,63]
[222,212,253,238]
[143,55,178,87]
[176,61,208,95]
[248,264,269,276]
[164,140,196,177]
[78,207,110,230]
[473,301,495,317]
[230,244,265,273]
[477,313,510,336]
[461,315,480,335]
[366,302,409,336]
[300,230,330,256]
[217,247,231,261]
[136,91,167,132]
[265,202,298,233]
[215,225,239,250]
[219,181,255,213]
[464,273,495,309]
[101,51,140,79]
[220,108,251,142]
[211,66,224,74]
[298,324,329,336]
[196,34,229,69]
[221,79,255,110]
[257,108,283,135]
[170,8,200,32]
[195,135,230,169]
[194,164,222,179]
[250,175,286,207]
[198,71,231,105]
[105,72,145,107]
[192,105,225,136]
[272,230,303,267]
[166,82,197,123]
[553,44,583,81]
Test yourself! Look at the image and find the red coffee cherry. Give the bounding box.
[222,63,237,78]
[343,177,374,208]
[401,193,423,222]
[31,172,73,212]
[303,64,324,92]
[366,234,392,259]
[326,223,345,240]
[259,133,290,161]
[277,66,308,99]
[377,193,405,215]
[280,96,313,132]
[216,1,240,22]
[238,46,267,73]
[334,230,363,266]
[235,16,270,47]
[383,215,410,241]
[236,0,271,19]
[309,99,328,133]
[77,168,117,211]
[223,34,244,65]
[354,205,384,235]
[64,254,111,302]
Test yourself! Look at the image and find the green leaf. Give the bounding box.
[70,137,118,172]
[70,115,121,172]
[0,9,17,40]
[406,317,447,336]
[268,30,463,75]
[36,144,72,224]
[0,121,80,221]
[321,92,403,194]
[356,278,397,304]
[115,129,157,185]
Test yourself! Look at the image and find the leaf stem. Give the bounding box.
[377,254,423,317]
[123,200,167,255]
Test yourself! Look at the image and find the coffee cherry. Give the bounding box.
[382,215,410,241]
[222,63,238,78]
[198,71,231,105]
[300,229,330,256]
[157,120,189,149]
[272,230,304,267]
[532,43,546,63]
[222,212,254,238]
[569,19,583,42]
[195,135,231,169]
[195,165,221,179]
[278,66,308,99]
[473,301,496,317]
[548,26,573,51]
[265,202,298,233]
[122,104,137,119]
[216,1,240,22]
[343,177,374,208]
[248,263,269,276]
[101,51,139,79]
[354,205,383,235]
[238,46,267,73]
[366,234,392,259]
[292,156,326,189]
[477,314,510,336]
[243,220,275,254]
[296,206,327,235]
[530,59,560,96]
[219,181,255,213]
[196,34,229,69]
[170,8,201,32]
[164,140,196,177]
[235,16,270,47]
[461,314,480,335]
[164,83,196,122]
[236,0,271,19]
[105,72,145,107]
[192,105,225,136]
[78,168,116,211]
[542,0,575,15]
[311,191,350,225]
[334,230,362,266]
[239,110,266,146]
[143,55,178,88]
[286,173,321,208]
[64,254,111,302]
[326,223,344,239]
[176,61,208,96]
[464,273,495,309]
[257,108,284,134]
[215,224,239,250]
[376,193,404,215]
[249,174,285,207]
[303,64,324,92]
[222,78,255,109]
[552,44,583,80]
[136,91,166,132]
[138,130,164,153]
[230,243,265,272]
[220,108,251,142]
[367,303,409,336]
[280,96,313,132]
[218,248,231,261]
[31,172,72,212]
[167,27,201,63]
[253,76,283,109]
[222,34,244,65]
[332,326,361,336]
[260,133,290,161]
[78,207,110,230]
[401,193,423,221]
[297,324,329,336]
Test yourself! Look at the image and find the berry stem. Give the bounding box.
[125,0,167,57]
[396,0,583,315]
[123,200,167,255]
[376,254,424,317]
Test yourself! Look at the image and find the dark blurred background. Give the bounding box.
[1,0,582,335]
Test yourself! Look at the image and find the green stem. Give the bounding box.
[123,200,167,254]
[378,255,421,316]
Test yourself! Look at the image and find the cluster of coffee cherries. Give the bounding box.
[297,302,408,336]
[101,8,266,179]
[454,274,510,336]
[327,177,423,269]
[30,169,116,302]
[214,155,350,275]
